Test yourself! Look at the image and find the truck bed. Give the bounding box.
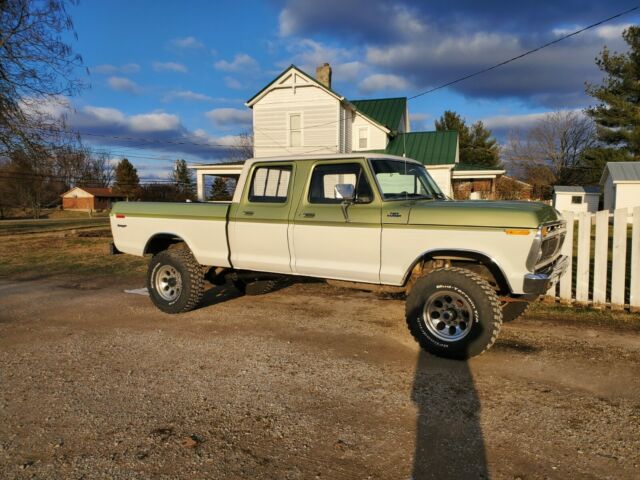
[110,201,231,267]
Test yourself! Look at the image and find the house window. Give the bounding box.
[358,127,368,149]
[289,113,301,147]
[571,195,582,204]
[249,166,292,203]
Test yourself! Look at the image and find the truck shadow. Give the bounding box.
[411,351,489,479]
[199,284,243,308]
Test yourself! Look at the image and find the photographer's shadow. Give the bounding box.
[411,350,489,479]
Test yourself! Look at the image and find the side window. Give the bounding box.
[309,163,373,204]
[249,166,292,203]
[358,127,368,149]
[571,195,582,204]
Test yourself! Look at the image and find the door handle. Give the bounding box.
[301,212,315,218]
[387,212,402,218]
[243,211,254,216]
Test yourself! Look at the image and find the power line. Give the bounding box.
[408,6,640,100]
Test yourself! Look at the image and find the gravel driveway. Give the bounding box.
[0,277,638,479]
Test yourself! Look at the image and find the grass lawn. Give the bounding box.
[0,217,109,236]
[0,229,146,280]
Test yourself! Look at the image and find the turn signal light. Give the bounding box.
[505,229,530,236]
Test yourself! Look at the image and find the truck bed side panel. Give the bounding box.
[110,202,231,267]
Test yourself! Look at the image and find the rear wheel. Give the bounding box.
[405,267,502,359]
[147,248,204,314]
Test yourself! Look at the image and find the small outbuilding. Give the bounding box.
[552,185,600,214]
[600,162,640,214]
[61,187,126,212]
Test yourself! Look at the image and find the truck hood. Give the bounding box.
[406,200,560,229]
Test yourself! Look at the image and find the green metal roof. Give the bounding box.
[350,98,407,131]
[379,131,458,165]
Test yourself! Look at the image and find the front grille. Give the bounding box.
[538,225,565,266]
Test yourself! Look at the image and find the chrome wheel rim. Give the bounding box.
[423,290,473,342]
[154,265,182,301]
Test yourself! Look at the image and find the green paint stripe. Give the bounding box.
[112,213,226,221]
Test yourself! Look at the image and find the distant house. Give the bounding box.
[553,185,600,213]
[61,187,125,212]
[600,162,640,215]
[192,63,504,201]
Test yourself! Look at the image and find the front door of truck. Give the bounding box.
[230,162,294,273]
[292,160,382,283]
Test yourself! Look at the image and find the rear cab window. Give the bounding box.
[248,165,292,203]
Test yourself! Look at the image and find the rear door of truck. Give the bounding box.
[228,161,296,273]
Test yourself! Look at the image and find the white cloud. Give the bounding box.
[214,54,259,73]
[92,63,140,74]
[153,61,188,73]
[481,110,582,131]
[359,73,409,93]
[205,108,252,127]
[170,36,204,49]
[129,112,181,132]
[164,90,213,102]
[107,76,141,94]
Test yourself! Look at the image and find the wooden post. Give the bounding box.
[592,210,609,307]
[559,211,574,304]
[630,207,640,312]
[611,208,628,310]
[575,213,591,304]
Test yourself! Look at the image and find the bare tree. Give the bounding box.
[0,0,83,155]
[226,129,253,162]
[504,111,596,186]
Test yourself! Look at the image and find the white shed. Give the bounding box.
[553,185,600,214]
[600,162,640,215]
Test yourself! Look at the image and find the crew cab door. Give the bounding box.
[229,162,295,273]
[292,160,382,283]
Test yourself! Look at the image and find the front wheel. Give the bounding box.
[147,248,204,314]
[405,267,502,359]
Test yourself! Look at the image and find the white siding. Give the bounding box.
[426,167,453,197]
[614,183,640,211]
[351,112,387,152]
[553,192,599,214]
[63,187,93,198]
[252,74,339,158]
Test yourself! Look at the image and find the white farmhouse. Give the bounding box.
[553,185,600,214]
[600,162,640,215]
[191,64,504,201]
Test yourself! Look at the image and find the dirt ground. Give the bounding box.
[0,275,639,480]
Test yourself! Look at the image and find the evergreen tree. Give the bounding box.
[171,159,194,200]
[586,26,640,162]
[114,158,139,198]
[435,111,500,167]
[208,177,230,201]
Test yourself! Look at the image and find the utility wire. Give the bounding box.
[408,5,640,100]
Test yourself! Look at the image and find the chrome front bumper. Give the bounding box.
[523,256,568,295]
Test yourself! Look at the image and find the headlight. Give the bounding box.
[526,228,543,272]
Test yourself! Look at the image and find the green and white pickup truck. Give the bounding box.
[110,154,567,359]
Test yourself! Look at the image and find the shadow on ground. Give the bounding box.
[412,351,489,479]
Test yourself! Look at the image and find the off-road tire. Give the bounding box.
[405,267,502,359]
[502,301,530,323]
[147,249,204,314]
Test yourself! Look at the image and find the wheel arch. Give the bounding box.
[144,232,191,256]
[402,249,512,294]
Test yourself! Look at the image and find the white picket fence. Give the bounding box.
[545,207,640,312]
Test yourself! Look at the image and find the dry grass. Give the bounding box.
[0,231,146,280]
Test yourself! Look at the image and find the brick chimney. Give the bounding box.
[316,63,332,89]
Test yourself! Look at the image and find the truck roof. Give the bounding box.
[243,153,422,168]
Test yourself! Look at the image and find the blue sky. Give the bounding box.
[56,0,640,178]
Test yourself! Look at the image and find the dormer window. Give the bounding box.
[289,113,302,147]
[358,127,368,149]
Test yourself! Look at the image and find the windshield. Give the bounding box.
[370,158,444,200]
